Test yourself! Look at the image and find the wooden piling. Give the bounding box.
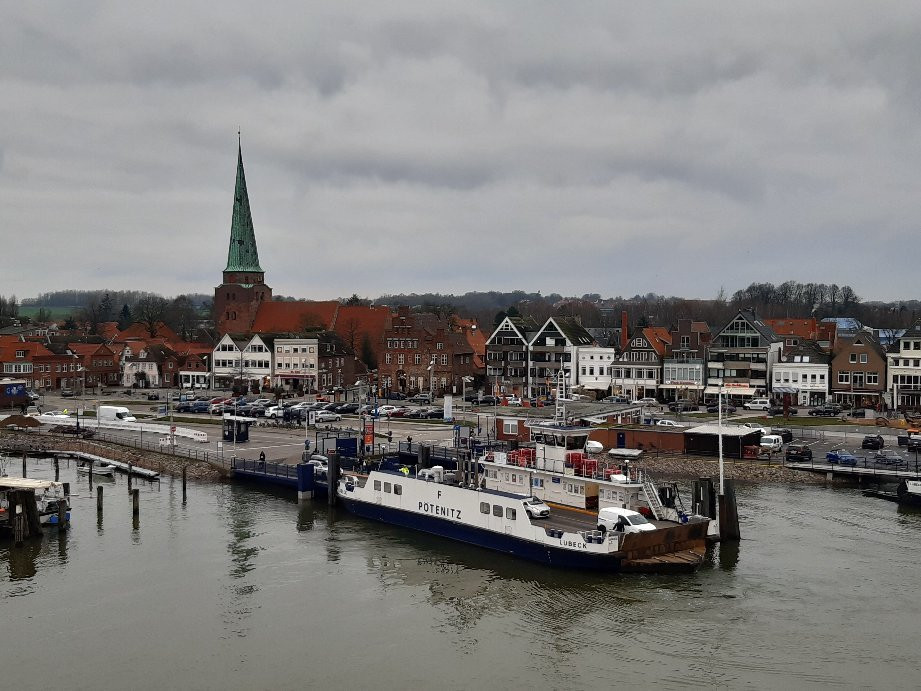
[22,452,27,478]
[132,488,140,517]
[63,482,70,499]
[14,513,24,547]
[57,500,67,530]
[718,480,741,541]
[127,464,133,493]
[97,485,104,514]
[88,460,94,483]
[54,456,60,480]
[181,465,187,503]
[328,452,339,506]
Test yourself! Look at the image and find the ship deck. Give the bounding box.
[538,503,676,533]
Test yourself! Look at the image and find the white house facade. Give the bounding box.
[273,337,319,392]
[576,347,620,393]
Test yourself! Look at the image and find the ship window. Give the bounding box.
[394,485,402,496]
[492,505,503,517]
[533,478,544,488]
[384,482,391,493]
[506,507,517,520]
[480,502,490,514]
[374,480,381,491]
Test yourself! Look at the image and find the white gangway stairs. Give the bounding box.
[641,475,666,520]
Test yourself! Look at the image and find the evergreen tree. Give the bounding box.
[118,304,133,331]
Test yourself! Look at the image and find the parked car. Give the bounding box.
[785,443,813,462]
[60,389,75,398]
[503,395,523,406]
[742,398,770,411]
[597,507,655,534]
[314,411,342,423]
[176,401,194,413]
[706,403,737,414]
[600,395,630,404]
[337,403,360,414]
[374,405,400,417]
[191,401,211,414]
[773,427,794,443]
[147,392,161,401]
[522,497,550,518]
[767,405,797,416]
[405,408,429,419]
[809,405,842,417]
[861,434,884,450]
[874,451,906,466]
[668,400,696,413]
[827,449,858,466]
[634,397,658,406]
[655,419,685,428]
[384,391,407,400]
[741,422,770,435]
[477,395,498,406]
[408,393,433,405]
[264,405,284,419]
[909,436,921,452]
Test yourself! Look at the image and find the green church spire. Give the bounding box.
[224,138,264,273]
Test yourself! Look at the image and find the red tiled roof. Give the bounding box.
[249,301,341,334]
[98,322,120,340]
[643,327,673,356]
[118,321,180,341]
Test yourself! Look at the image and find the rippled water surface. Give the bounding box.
[2,459,919,690]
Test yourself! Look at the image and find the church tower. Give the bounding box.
[214,139,272,334]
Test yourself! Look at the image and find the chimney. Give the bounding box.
[620,311,629,350]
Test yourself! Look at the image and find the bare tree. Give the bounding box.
[135,296,169,337]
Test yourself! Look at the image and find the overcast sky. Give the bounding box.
[3,2,921,304]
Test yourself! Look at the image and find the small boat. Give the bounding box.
[76,459,117,477]
[0,478,71,528]
[897,479,921,506]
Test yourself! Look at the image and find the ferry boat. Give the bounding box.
[336,465,708,573]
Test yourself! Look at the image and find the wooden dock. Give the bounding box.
[51,451,160,480]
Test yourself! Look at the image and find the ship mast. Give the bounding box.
[555,368,567,423]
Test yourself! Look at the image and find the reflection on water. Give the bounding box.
[1,458,920,689]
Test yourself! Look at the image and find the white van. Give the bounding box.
[98,405,137,423]
[759,434,783,452]
[743,398,771,411]
[597,507,656,534]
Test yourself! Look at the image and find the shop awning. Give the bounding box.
[659,384,704,390]
[772,386,799,394]
[704,386,757,396]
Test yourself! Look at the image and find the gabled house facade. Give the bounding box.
[611,327,671,401]
[706,310,782,402]
[886,322,921,411]
[527,318,595,397]
[485,316,537,397]
[830,332,887,408]
[661,319,710,403]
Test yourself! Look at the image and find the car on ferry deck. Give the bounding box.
[522,497,550,518]
[597,507,656,534]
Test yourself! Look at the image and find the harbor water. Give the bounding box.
[2,458,919,690]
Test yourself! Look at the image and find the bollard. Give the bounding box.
[132,488,140,517]
[182,465,187,503]
[22,452,27,478]
[54,456,60,480]
[97,485,104,514]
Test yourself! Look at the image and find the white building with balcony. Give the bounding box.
[705,310,782,402]
[887,321,921,410]
[576,347,620,394]
[772,345,829,407]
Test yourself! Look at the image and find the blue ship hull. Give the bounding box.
[339,496,627,571]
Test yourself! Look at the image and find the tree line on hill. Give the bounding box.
[7,280,921,342]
